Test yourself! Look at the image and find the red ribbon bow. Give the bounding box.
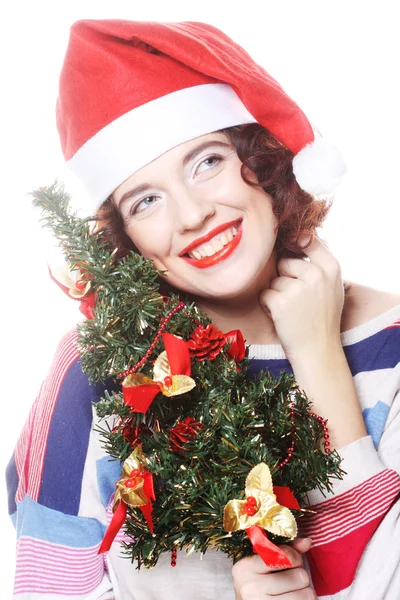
[48,264,96,319]
[99,462,156,554]
[224,329,246,363]
[247,486,301,569]
[123,332,194,413]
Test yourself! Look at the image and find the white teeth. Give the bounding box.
[211,239,224,252]
[186,223,240,260]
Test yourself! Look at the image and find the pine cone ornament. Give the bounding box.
[187,324,226,361]
[113,418,152,446]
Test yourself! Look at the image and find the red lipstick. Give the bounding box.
[181,220,243,269]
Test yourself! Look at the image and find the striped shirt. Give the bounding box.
[6,305,400,599]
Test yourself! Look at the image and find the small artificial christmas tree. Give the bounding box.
[33,183,342,569]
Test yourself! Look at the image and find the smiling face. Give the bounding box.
[112,132,279,304]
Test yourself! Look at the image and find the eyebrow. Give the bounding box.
[117,139,232,210]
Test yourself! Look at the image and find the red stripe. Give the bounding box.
[18,544,104,560]
[306,470,397,518]
[14,536,104,595]
[302,472,397,530]
[385,319,400,329]
[15,330,79,503]
[307,514,386,596]
[304,489,399,545]
[300,470,399,545]
[30,332,79,497]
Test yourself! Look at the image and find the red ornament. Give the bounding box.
[125,476,141,488]
[129,469,141,477]
[246,496,257,507]
[113,418,152,447]
[245,505,257,516]
[243,495,258,516]
[164,376,173,387]
[187,324,226,361]
[169,416,204,453]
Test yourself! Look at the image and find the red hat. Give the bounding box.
[57,19,345,211]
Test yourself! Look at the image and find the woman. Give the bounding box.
[7,18,400,600]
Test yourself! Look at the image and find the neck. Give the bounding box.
[193,276,280,346]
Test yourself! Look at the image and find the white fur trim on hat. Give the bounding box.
[67,83,256,212]
[292,137,347,196]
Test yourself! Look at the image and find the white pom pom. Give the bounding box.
[292,137,347,196]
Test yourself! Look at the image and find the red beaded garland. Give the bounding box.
[309,412,331,454]
[117,302,185,378]
[171,547,177,567]
[275,400,332,468]
[277,400,296,470]
[246,496,257,507]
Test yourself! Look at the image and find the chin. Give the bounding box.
[160,252,275,301]
[193,278,264,303]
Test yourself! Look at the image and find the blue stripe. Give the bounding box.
[16,495,106,547]
[6,453,18,515]
[38,357,116,515]
[248,327,400,380]
[344,328,400,375]
[96,456,122,508]
[248,358,292,379]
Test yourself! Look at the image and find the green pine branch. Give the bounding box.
[33,183,343,570]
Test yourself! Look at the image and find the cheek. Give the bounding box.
[125,222,169,261]
[269,203,279,231]
[250,189,277,225]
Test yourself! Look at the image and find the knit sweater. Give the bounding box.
[6,304,400,600]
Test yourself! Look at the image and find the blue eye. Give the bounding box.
[204,155,220,166]
[131,195,159,215]
[196,154,222,174]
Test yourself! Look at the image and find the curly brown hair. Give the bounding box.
[223,124,331,258]
[95,123,331,261]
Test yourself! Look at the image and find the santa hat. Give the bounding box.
[57,19,345,212]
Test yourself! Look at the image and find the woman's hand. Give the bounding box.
[260,236,344,363]
[260,235,367,449]
[232,538,316,599]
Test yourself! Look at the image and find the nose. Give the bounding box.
[172,184,215,233]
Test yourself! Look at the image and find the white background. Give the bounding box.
[1,1,399,596]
